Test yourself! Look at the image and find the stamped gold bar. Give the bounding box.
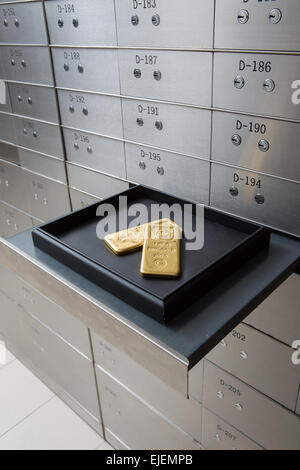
[104,223,148,255]
[105,219,181,256]
[140,219,181,278]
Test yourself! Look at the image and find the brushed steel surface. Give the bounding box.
[0,200,33,238]
[8,83,59,123]
[212,112,300,182]
[115,0,214,49]
[96,368,202,450]
[45,0,117,46]
[203,361,300,450]
[125,143,210,203]
[0,1,47,45]
[119,50,213,106]
[0,82,12,112]
[213,53,300,120]
[0,262,92,359]
[63,128,126,179]
[24,169,70,221]
[244,274,300,347]
[0,238,189,396]
[188,360,204,405]
[57,90,123,138]
[202,408,263,451]
[122,98,211,157]
[210,163,300,237]
[52,48,120,94]
[14,116,64,158]
[0,159,30,212]
[67,163,129,199]
[18,148,67,182]
[92,331,202,442]
[0,140,19,164]
[17,302,100,420]
[0,113,16,144]
[0,45,53,86]
[69,187,100,211]
[104,428,130,451]
[215,0,300,52]
[207,323,300,411]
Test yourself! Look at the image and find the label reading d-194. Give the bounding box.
[234,173,262,189]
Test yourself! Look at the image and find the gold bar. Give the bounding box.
[140,219,181,278]
[104,223,148,255]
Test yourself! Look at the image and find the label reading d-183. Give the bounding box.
[133,1,157,9]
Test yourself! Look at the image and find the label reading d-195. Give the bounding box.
[141,149,161,161]
[234,173,262,189]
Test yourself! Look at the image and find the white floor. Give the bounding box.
[0,336,113,450]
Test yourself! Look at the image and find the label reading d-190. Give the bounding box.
[233,173,262,189]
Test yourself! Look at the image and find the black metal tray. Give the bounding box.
[32,186,270,324]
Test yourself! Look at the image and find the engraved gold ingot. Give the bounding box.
[140,220,181,278]
[104,223,148,255]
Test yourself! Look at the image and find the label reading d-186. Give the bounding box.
[239,60,272,73]
[233,173,262,189]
